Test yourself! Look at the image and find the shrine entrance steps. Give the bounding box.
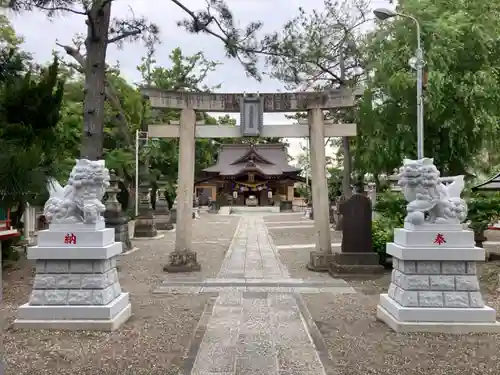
[230,206,280,214]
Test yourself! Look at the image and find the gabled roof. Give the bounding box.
[472,172,500,191]
[230,145,273,165]
[203,143,300,176]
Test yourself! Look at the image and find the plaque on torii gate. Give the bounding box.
[240,95,264,137]
[140,88,355,112]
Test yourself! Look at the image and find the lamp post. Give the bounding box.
[135,94,150,216]
[373,8,425,159]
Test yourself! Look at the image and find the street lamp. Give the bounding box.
[135,94,150,216]
[373,8,425,159]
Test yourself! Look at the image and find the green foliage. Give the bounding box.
[358,0,500,177]
[1,56,64,147]
[373,192,406,227]
[0,23,66,211]
[371,219,393,265]
[371,192,406,266]
[1,237,21,264]
[467,193,500,234]
[327,168,343,200]
[138,47,221,92]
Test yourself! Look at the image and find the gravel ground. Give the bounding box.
[277,245,500,375]
[263,213,308,222]
[1,214,240,375]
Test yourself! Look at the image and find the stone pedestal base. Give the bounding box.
[329,252,384,275]
[134,215,158,238]
[105,215,132,251]
[377,294,500,333]
[15,293,131,331]
[156,215,174,231]
[163,250,201,273]
[377,224,499,333]
[280,200,293,212]
[192,207,200,219]
[14,222,131,331]
[307,251,333,272]
[169,208,177,224]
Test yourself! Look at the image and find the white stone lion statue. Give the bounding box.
[398,158,467,225]
[44,159,110,224]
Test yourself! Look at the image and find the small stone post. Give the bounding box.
[104,170,132,252]
[134,171,159,238]
[307,106,332,271]
[155,176,173,230]
[164,108,200,272]
[192,194,200,219]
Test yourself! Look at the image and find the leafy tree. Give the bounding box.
[327,167,343,200]
[7,0,159,160]
[8,0,288,160]
[0,52,65,220]
[359,0,500,176]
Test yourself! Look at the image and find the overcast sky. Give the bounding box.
[6,0,393,162]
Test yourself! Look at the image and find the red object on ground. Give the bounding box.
[0,208,20,239]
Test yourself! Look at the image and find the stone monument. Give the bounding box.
[14,159,131,331]
[192,194,200,219]
[330,194,384,275]
[155,177,173,230]
[376,158,500,333]
[104,170,133,252]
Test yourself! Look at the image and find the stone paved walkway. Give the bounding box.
[159,215,355,375]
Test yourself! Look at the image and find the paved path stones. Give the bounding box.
[160,215,355,375]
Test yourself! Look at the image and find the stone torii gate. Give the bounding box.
[141,88,357,272]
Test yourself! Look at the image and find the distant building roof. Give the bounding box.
[203,143,301,176]
[472,172,500,191]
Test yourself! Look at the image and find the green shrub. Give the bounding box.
[373,192,406,227]
[1,237,21,265]
[467,192,500,235]
[372,219,394,265]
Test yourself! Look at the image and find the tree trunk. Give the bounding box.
[81,1,112,160]
[342,136,352,199]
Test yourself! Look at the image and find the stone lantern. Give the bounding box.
[155,176,173,230]
[104,170,132,251]
[134,171,158,238]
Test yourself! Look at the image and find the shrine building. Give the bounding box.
[195,143,305,206]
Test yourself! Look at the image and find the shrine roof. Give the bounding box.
[472,172,500,191]
[203,144,300,176]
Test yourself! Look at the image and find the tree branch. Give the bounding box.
[7,0,88,15]
[172,0,369,85]
[56,41,131,145]
[107,29,142,44]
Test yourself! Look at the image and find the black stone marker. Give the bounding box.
[104,170,132,251]
[329,194,384,275]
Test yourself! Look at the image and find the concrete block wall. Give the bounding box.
[387,259,484,308]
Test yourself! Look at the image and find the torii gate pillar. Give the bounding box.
[307,107,333,271]
[163,108,201,272]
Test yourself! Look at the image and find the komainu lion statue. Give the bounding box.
[398,158,467,225]
[43,159,110,224]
